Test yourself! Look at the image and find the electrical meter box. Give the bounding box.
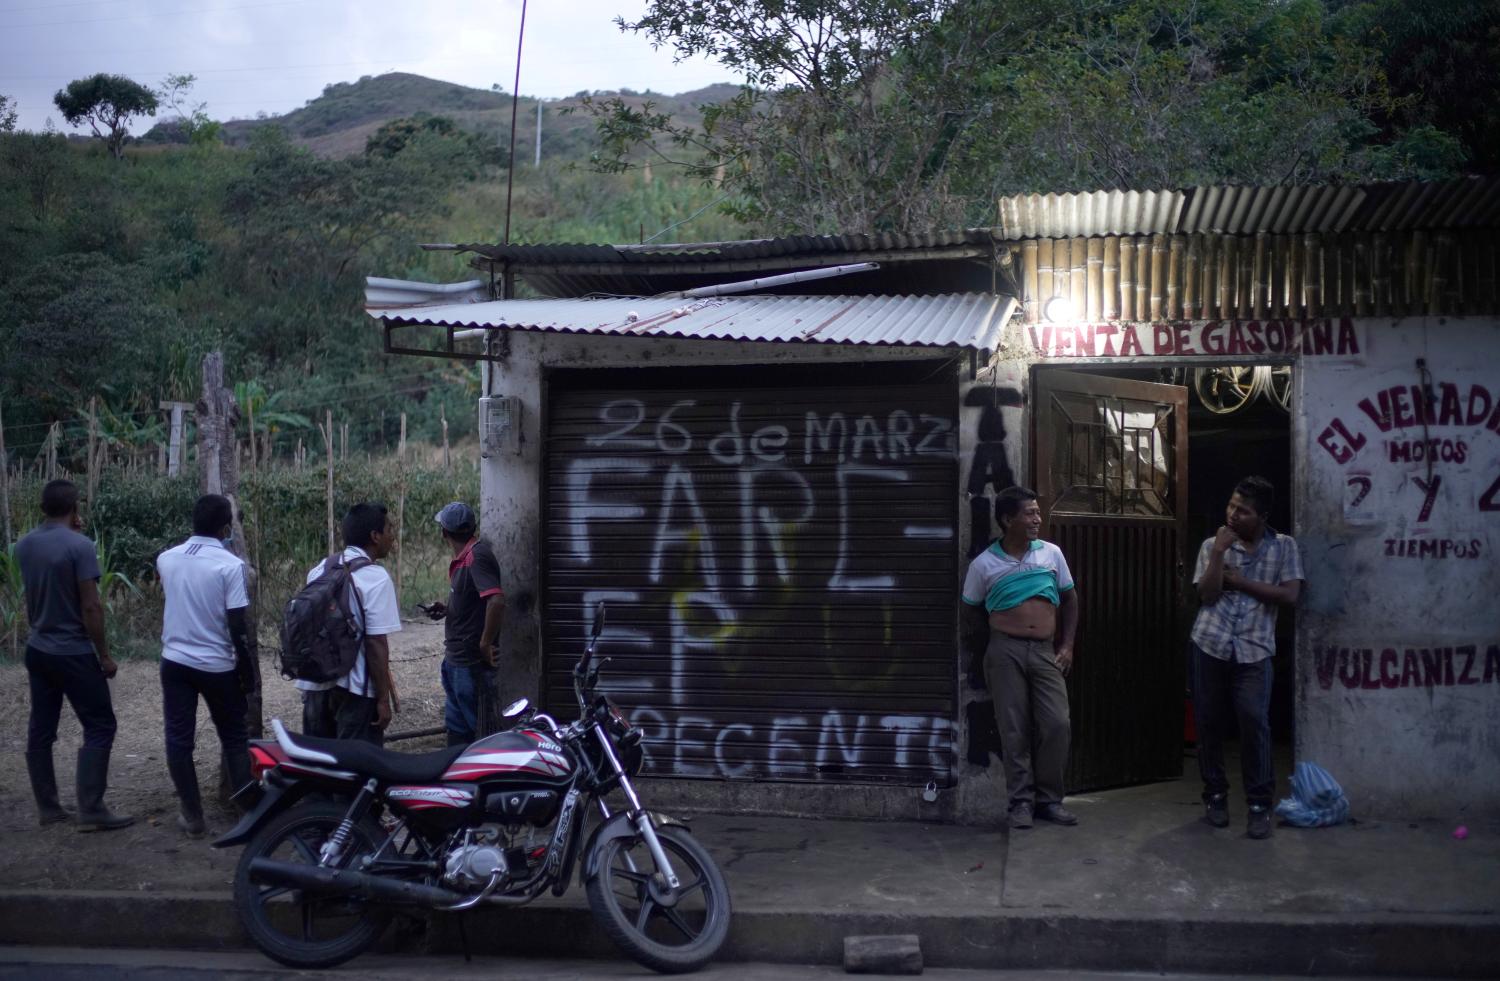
[479,396,522,458]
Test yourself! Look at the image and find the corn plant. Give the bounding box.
[0,544,23,659]
[93,536,141,613]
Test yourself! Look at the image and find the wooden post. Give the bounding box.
[0,396,11,548]
[395,412,407,597]
[196,354,239,497]
[340,422,348,462]
[1118,238,1136,321]
[246,396,257,474]
[323,409,335,556]
[160,401,191,477]
[86,396,98,518]
[45,422,57,481]
[441,404,450,471]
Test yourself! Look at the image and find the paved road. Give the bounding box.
[0,948,1453,981]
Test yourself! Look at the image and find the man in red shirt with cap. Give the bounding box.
[423,502,505,745]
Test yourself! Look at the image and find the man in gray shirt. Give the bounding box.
[17,479,133,831]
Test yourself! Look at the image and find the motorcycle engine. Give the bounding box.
[443,840,509,890]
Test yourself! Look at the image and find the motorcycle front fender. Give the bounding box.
[579,809,691,885]
[210,773,320,849]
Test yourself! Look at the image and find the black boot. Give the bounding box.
[446,730,469,747]
[223,749,253,813]
[26,749,72,825]
[166,751,206,837]
[75,746,134,832]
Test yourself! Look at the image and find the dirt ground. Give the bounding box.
[0,619,452,891]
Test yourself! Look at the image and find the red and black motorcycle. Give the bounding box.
[214,603,731,972]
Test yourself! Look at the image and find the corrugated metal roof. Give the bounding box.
[431,228,997,266]
[995,177,1500,238]
[1179,184,1368,233]
[365,277,487,308]
[999,189,1184,239]
[371,292,1014,351]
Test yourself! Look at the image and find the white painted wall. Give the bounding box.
[1296,317,1500,817]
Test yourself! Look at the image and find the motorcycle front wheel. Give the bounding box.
[585,824,732,974]
[232,798,392,969]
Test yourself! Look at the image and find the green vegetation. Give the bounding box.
[0,455,480,660]
[0,74,747,466]
[588,0,1499,233]
[53,73,160,160]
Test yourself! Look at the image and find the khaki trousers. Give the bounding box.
[985,633,1071,810]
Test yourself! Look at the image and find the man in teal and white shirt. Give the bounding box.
[962,486,1080,830]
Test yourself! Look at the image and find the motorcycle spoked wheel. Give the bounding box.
[585,824,732,974]
[232,799,393,969]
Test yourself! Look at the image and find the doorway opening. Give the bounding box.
[1031,361,1295,794]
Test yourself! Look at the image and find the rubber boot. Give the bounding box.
[223,748,254,813]
[75,746,134,832]
[166,751,206,838]
[25,749,73,825]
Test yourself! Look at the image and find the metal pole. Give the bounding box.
[534,100,541,167]
[501,0,529,245]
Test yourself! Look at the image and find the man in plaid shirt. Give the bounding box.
[1192,475,1303,840]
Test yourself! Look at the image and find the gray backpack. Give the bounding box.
[278,555,370,687]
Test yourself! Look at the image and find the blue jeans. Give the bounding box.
[441,660,497,744]
[1192,642,1274,808]
[26,646,116,752]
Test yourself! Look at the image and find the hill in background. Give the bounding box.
[208,71,739,161]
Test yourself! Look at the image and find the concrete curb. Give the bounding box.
[2,890,1496,977]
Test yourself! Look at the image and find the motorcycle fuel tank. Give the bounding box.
[442,729,573,786]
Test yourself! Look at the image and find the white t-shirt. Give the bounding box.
[157,536,250,673]
[293,546,402,696]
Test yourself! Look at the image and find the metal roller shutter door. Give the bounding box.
[543,361,959,786]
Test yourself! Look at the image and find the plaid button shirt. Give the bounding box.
[1191,528,1304,664]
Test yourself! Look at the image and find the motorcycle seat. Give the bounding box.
[272,719,466,784]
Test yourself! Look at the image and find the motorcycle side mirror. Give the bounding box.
[501,697,530,719]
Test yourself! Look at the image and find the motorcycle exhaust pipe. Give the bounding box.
[247,857,463,907]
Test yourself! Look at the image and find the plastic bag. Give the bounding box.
[1274,761,1350,827]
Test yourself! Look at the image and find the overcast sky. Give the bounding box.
[1,0,735,134]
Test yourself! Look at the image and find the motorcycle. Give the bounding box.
[214,603,731,972]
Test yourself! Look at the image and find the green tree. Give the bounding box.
[1332,0,1498,175]
[1,124,72,220]
[0,94,16,134]
[588,0,1469,233]
[53,73,159,159]
[156,72,222,147]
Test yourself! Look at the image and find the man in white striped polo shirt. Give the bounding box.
[963,486,1080,830]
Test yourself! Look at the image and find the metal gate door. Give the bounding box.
[544,362,959,785]
[1033,369,1188,790]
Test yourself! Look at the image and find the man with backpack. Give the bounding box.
[421,502,505,746]
[155,494,255,837]
[287,503,402,743]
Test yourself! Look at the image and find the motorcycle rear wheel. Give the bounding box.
[586,824,732,974]
[232,799,392,969]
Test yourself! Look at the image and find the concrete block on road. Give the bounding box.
[843,934,922,974]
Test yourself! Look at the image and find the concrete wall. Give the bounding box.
[475,316,1498,823]
[1295,317,1500,818]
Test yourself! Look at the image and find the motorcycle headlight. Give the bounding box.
[595,695,633,736]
